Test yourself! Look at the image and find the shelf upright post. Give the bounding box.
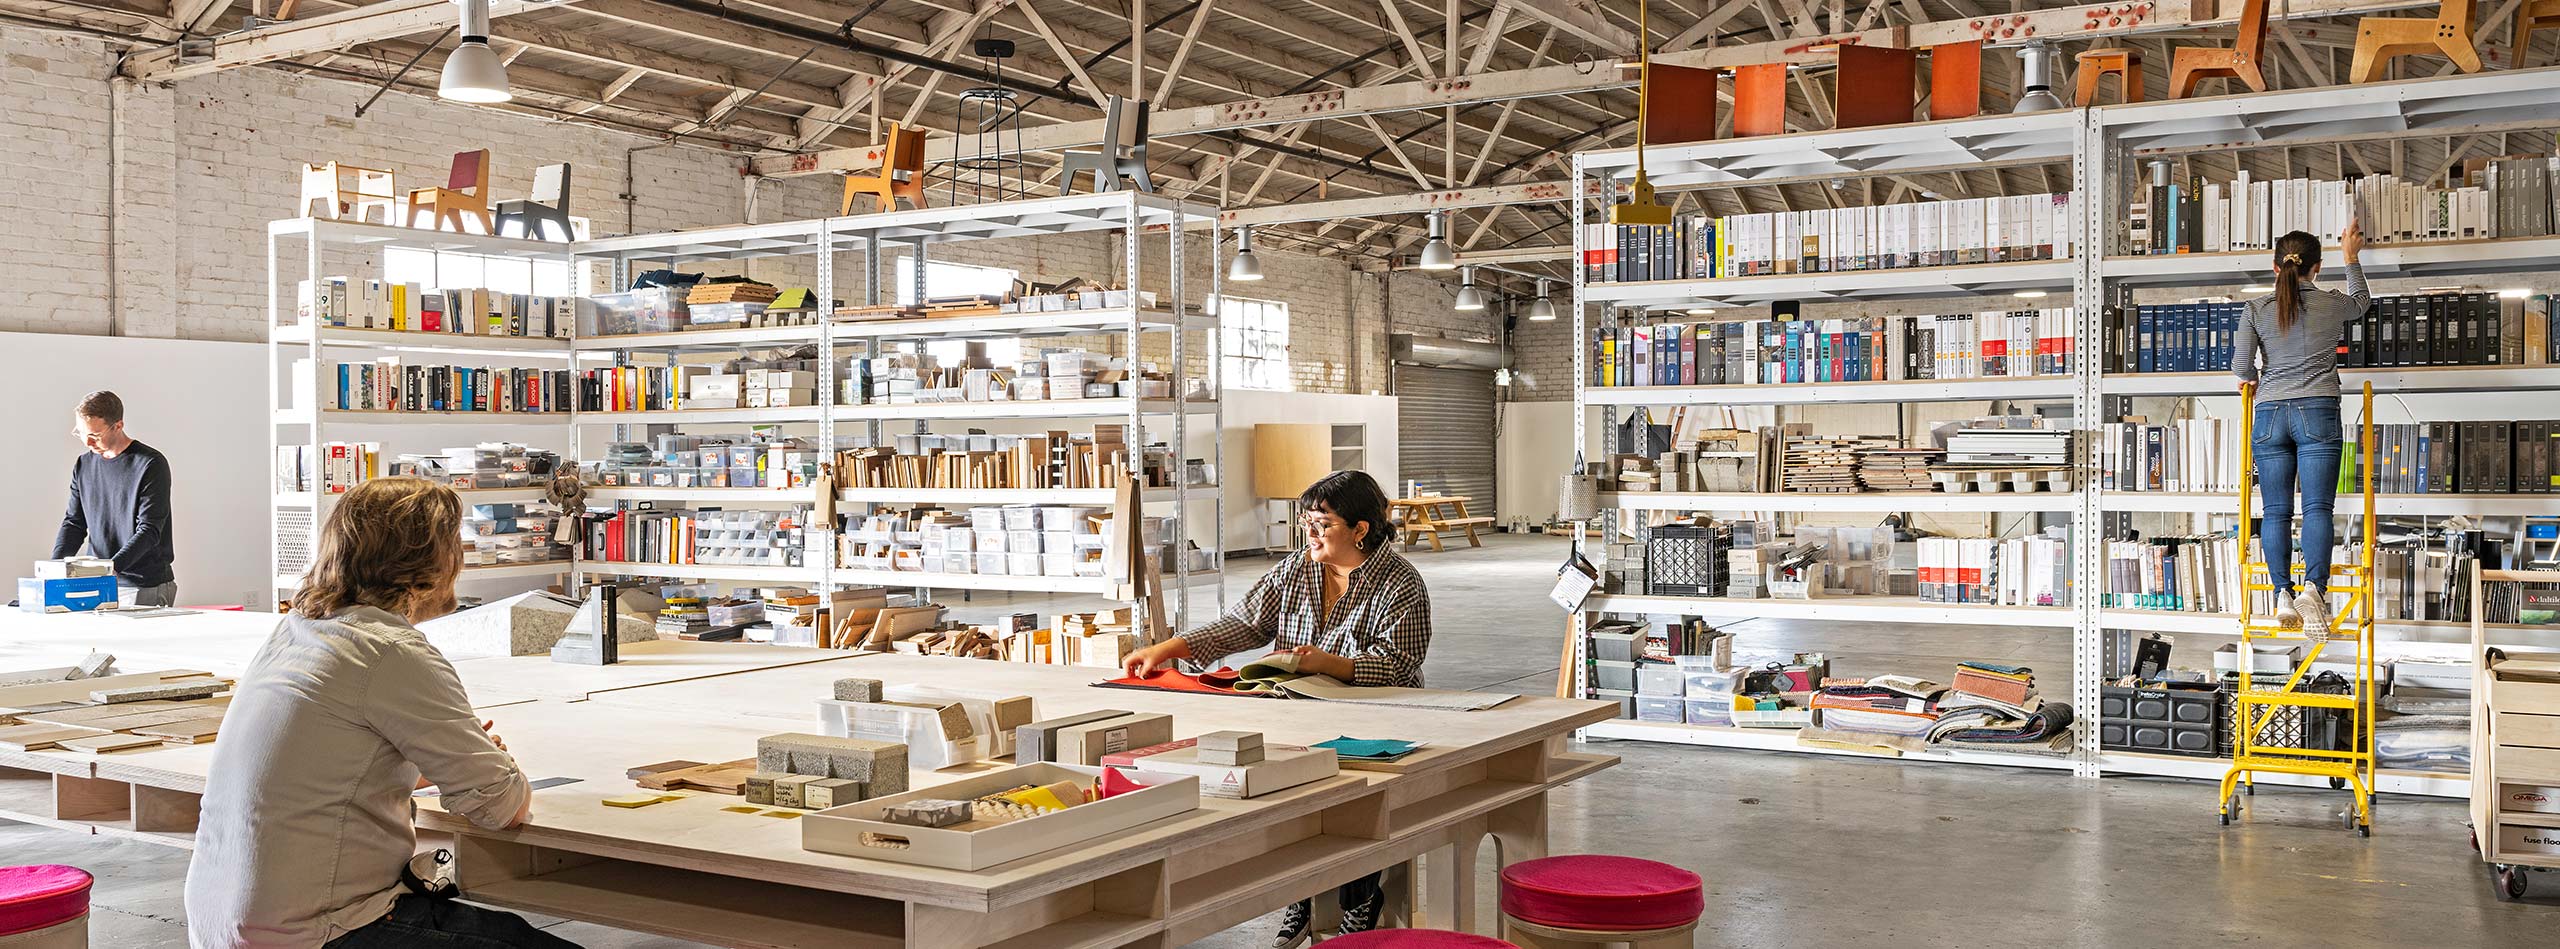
[267,227,285,600]
[1121,193,1154,640]
[1171,197,1193,630]
[1568,153,1593,714]
[816,219,836,595]
[301,225,325,599]
[2071,105,2112,779]
[1207,213,1227,616]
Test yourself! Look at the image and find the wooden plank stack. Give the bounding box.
[1859,448,1944,492]
[1782,436,1872,494]
[685,281,781,305]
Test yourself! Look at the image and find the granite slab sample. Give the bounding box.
[417,590,655,660]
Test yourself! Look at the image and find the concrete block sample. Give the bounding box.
[757,732,909,795]
[832,677,885,702]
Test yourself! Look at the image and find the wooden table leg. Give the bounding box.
[1488,790,1550,866]
[1452,500,1484,547]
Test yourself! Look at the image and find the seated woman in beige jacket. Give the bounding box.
[185,477,573,948]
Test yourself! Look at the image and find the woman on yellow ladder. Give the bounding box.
[2232,220,2367,641]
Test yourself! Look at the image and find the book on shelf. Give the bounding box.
[1588,309,2073,387]
[2103,534,2240,614]
[2107,293,2553,374]
[1584,193,2074,284]
[2099,418,2238,494]
[294,279,576,338]
[1917,530,2068,607]
[2348,420,2560,494]
[2126,160,2560,256]
[294,358,576,413]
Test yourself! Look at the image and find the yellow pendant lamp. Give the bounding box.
[1610,0,1672,227]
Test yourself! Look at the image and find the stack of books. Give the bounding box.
[1584,192,2077,283]
[2103,534,2240,614]
[1587,309,2075,388]
[2098,418,2239,493]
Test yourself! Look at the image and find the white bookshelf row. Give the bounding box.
[271,561,570,590]
[1581,234,2560,310]
[1564,66,2560,781]
[571,561,1222,597]
[270,189,1228,631]
[274,486,553,507]
[1599,491,2080,514]
[2101,492,2560,517]
[1582,593,2070,627]
[1582,719,2081,772]
[571,485,1219,506]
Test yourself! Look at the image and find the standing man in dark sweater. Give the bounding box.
[53,391,177,606]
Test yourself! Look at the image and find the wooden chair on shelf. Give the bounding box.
[2169,0,2269,98]
[494,162,575,241]
[299,161,397,223]
[2074,48,2144,106]
[1058,95,1155,195]
[407,149,493,233]
[2350,0,2484,83]
[839,124,928,215]
[2520,0,2560,65]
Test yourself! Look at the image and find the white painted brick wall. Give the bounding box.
[0,26,1492,394]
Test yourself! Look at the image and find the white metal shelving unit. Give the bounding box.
[264,219,582,603]
[1563,65,2560,789]
[564,191,1227,634]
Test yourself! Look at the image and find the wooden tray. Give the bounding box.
[800,762,1196,870]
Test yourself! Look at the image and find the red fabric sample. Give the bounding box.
[0,865,92,936]
[1324,930,1519,948]
[1498,854,1704,931]
[1098,668,1273,697]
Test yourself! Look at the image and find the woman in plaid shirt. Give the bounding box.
[1121,469,1433,943]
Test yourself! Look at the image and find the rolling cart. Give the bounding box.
[2220,382,2378,835]
[2469,565,2560,900]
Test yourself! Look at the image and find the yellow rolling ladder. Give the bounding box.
[2218,381,2378,836]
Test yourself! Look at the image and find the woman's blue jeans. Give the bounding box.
[2252,396,2343,597]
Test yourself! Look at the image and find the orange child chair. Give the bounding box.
[840,125,928,215]
[2169,0,2270,98]
[299,161,398,223]
[2074,48,2144,106]
[2350,0,2484,82]
[2519,0,2560,65]
[407,149,494,234]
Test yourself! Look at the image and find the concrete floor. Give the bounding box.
[11,533,2559,946]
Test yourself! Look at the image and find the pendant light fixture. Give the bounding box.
[1610,0,1672,227]
[2011,42,2063,113]
[1453,266,1486,311]
[1527,278,1558,321]
[1228,225,1265,282]
[1418,210,1457,270]
[438,0,512,103]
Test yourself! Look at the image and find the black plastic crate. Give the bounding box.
[2100,685,2230,758]
[1645,522,1730,597]
[2228,671,2360,760]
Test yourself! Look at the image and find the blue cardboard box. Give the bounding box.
[18,575,118,612]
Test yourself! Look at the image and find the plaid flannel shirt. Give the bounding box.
[1181,545,1433,688]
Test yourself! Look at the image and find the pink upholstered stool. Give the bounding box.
[1498,855,1702,949]
[1325,930,1519,948]
[0,865,92,949]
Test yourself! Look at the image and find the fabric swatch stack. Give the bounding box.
[1926,661,2076,754]
[1809,675,1943,737]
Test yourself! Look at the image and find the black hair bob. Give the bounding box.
[1300,470,1397,554]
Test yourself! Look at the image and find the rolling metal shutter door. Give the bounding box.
[1396,366,1497,513]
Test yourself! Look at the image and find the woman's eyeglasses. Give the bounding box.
[1301,517,1346,535]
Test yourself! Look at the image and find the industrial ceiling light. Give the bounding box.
[2014,289,2049,298]
[1228,225,1265,282]
[439,0,512,103]
[1527,278,1558,321]
[2011,42,2063,113]
[1418,210,1457,270]
[1453,266,1486,311]
[1610,0,1673,227]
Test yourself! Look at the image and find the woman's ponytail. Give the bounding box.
[2271,230,2321,334]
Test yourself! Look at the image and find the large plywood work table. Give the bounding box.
[0,613,1617,947]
